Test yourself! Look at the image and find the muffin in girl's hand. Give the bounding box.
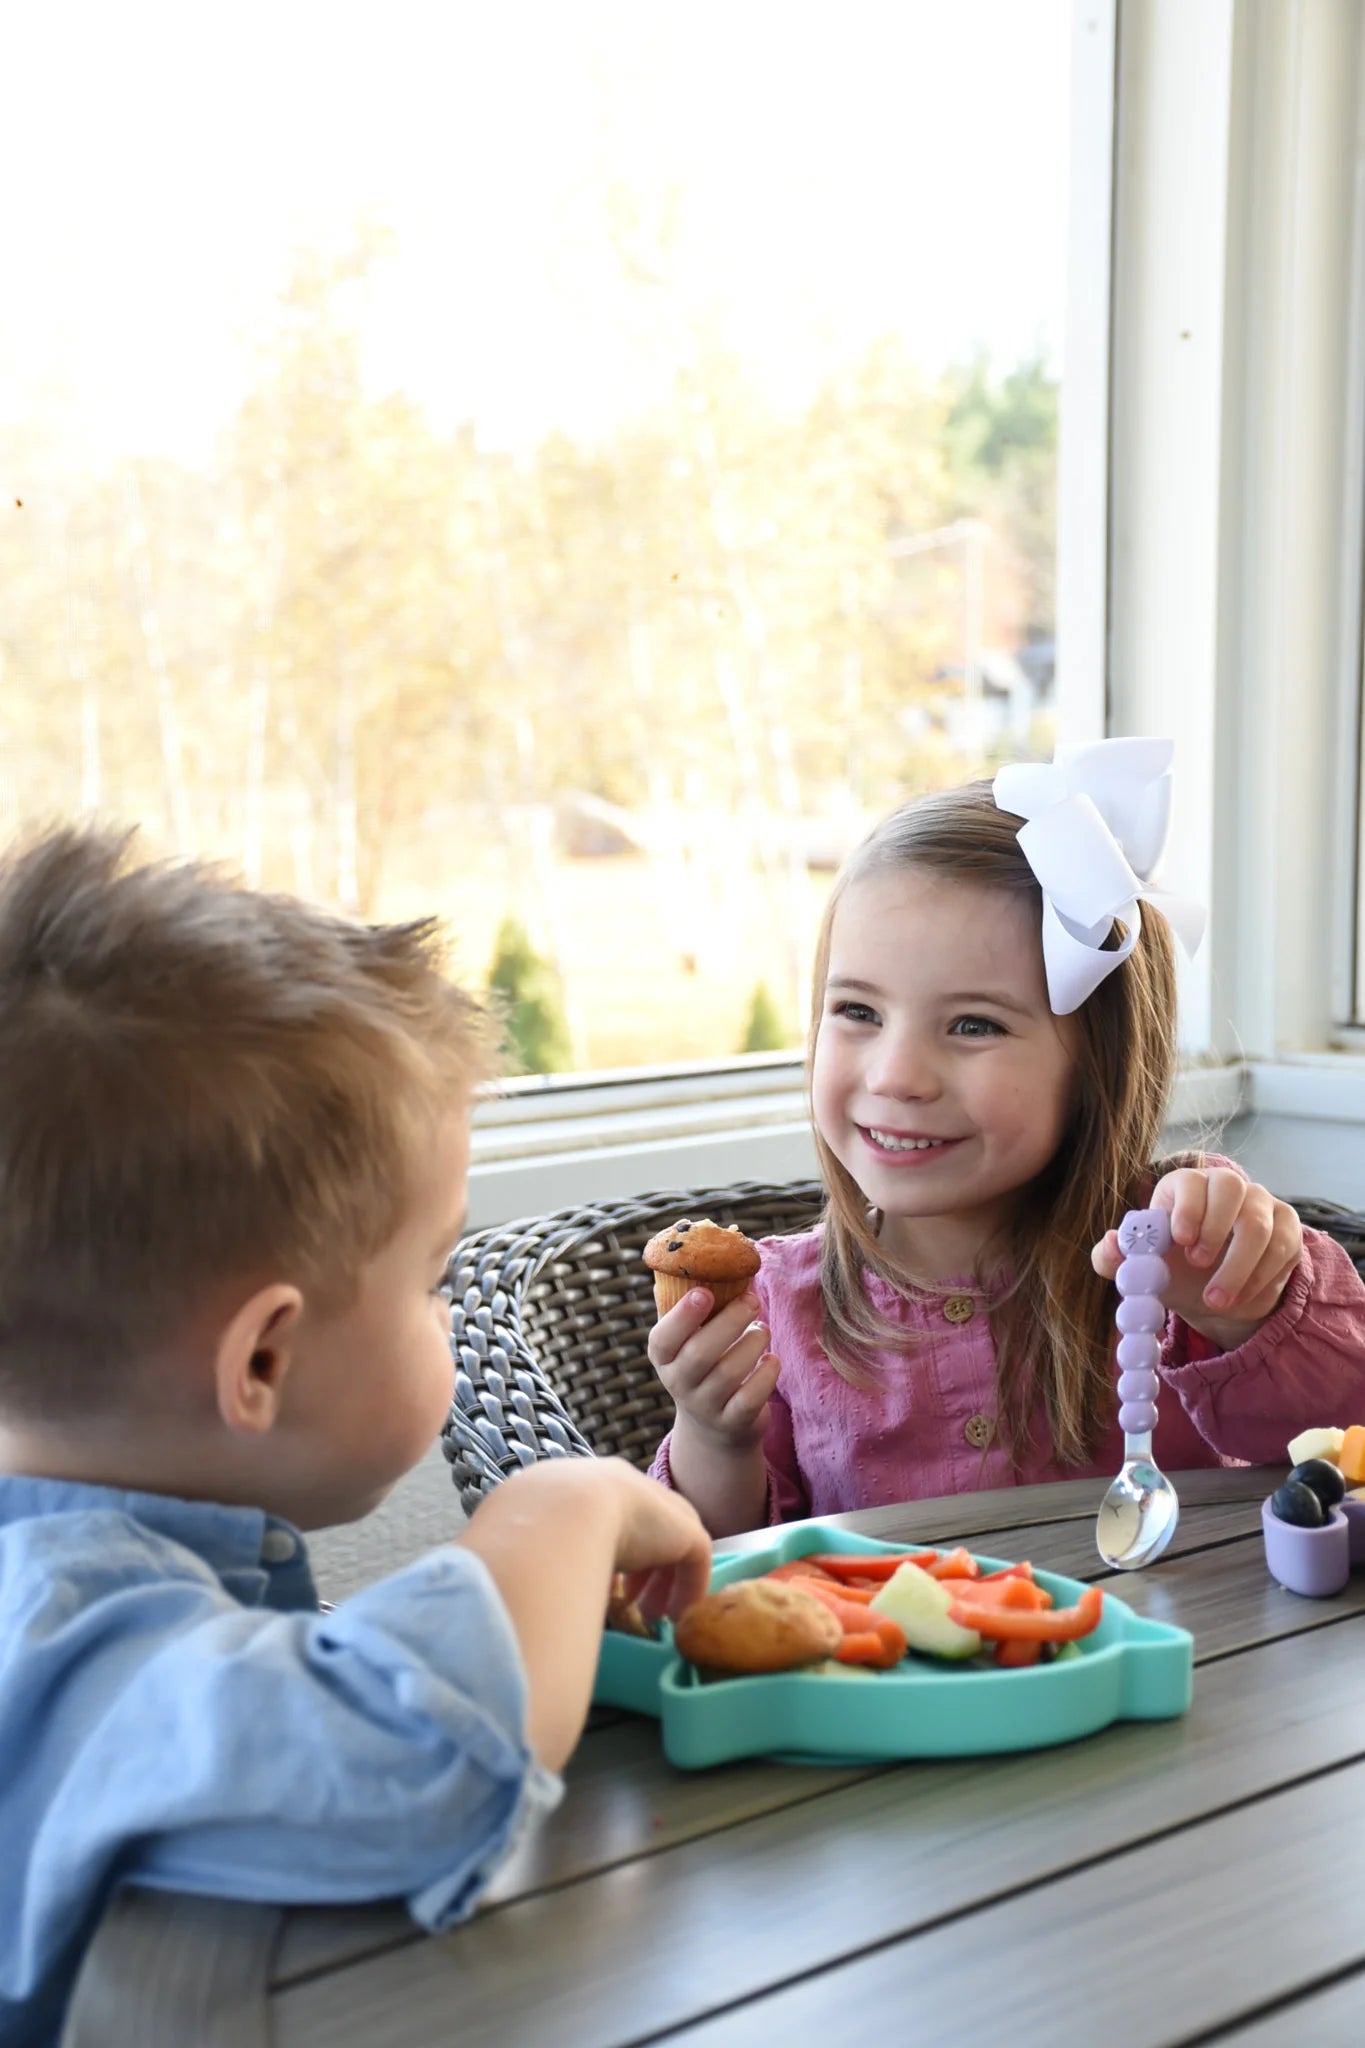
[643,1217,762,1318]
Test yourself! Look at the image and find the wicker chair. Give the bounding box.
[440,1182,1365,1515]
[441,1179,822,1512]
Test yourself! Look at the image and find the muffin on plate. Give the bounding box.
[643,1216,762,1317]
[674,1579,841,1675]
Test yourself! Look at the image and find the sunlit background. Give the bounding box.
[2,0,1071,1071]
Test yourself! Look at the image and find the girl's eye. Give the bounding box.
[950,1014,1006,1038]
[831,999,879,1026]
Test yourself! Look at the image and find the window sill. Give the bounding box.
[465,1054,1249,1231]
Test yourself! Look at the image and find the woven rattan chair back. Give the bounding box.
[440,1181,1365,1515]
[441,1178,823,1513]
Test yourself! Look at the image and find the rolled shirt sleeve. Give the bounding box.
[9,1536,560,2020]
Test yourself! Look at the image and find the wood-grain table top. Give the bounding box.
[254,1468,1365,2048]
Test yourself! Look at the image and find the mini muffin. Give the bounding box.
[643,1216,762,1317]
[673,1578,841,1675]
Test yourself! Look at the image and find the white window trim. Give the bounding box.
[1109,0,1365,1058]
[1055,0,1117,745]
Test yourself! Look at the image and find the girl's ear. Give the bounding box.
[213,1284,305,1435]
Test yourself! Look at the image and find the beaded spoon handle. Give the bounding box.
[1095,1207,1181,1570]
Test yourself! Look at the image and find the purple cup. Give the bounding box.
[1339,1494,1365,1566]
[1261,1494,1350,1597]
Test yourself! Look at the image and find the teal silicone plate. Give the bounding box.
[594,1520,1193,1770]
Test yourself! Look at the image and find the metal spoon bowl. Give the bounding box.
[1096,1437,1180,1569]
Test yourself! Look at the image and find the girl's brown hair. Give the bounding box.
[0,826,500,1419]
[810,780,1178,1466]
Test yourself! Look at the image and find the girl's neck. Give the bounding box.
[875,1204,1013,1287]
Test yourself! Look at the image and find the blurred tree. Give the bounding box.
[739,981,791,1055]
[0,207,1058,1074]
[488,916,573,1075]
[944,350,1058,642]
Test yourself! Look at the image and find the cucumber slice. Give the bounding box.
[869,1563,981,1661]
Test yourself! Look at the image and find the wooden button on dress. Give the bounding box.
[942,1293,976,1324]
[964,1414,995,1449]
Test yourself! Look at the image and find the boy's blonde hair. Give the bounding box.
[810,780,1179,1466]
[0,826,498,1418]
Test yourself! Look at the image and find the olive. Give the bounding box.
[1287,1457,1346,1513]
[1271,1479,1327,1527]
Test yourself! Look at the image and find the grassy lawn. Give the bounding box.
[378,848,835,1072]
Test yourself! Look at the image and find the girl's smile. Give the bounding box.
[811,869,1079,1275]
[859,1128,963,1160]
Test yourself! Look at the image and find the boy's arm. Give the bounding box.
[18,1464,708,1953]
[454,1457,710,1768]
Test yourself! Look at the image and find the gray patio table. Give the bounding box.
[64,1467,1365,2047]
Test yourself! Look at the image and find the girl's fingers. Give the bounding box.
[647,1286,718,1368]
[1153,1168,1211,1252]
[665,1323,772,1418]
[1229,1251,1300,1320]
[1190,1170,1252,1266]
[718,1350,782,1434]
[1091,1228,1121,1279]
[1207,1202,1301,1313]
[1201,1190,1279,1308]
[647,1286,759,1372]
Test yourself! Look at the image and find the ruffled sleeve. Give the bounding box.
[1160,1227,1365,1461]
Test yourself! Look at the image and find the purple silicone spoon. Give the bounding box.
[1095,1207,1181,1570]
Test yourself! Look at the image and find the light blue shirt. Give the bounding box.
[0,1475,561,2048]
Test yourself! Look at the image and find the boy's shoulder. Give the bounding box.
[0,1476,296,1629]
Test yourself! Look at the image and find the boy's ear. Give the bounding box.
[213,1284,306,1435]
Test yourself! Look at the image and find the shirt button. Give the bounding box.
[943,1294,976,1324]
[260,1528,298,1564]
[964,1414,995,1449]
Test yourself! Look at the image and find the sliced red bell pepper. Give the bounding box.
[982,1560,1036,1582]
[922,1546,981,1581]
[762,1565,878,1605]
[764,1560,843,1587]
[794,1578,908,1665]
[995,1637,1044,1667]
[947,1584,1104,1643]
[799,1575,877,1604]
[804,1550,938,1582]
[934,1574,1050,1611]
[835,1630,904,1669]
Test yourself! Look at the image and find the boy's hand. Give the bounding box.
[1092,1165,1302,1347]
[462,1457,711,1771]
[598,1458,712,1622]
[647,1286,781,1451]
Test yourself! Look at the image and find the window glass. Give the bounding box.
[2,0,1075,1073]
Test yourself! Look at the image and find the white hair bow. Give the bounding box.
[991,738,1205,1015]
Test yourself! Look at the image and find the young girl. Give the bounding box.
[647,742,1365,1537]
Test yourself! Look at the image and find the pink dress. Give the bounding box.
[648,1213,1365,1522]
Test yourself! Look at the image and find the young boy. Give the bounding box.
[0,825,711,2048]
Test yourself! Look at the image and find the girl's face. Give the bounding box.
[811,869,1080,1275]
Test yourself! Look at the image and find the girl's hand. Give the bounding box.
[1091,1166,1303,1347]
[647,1285,781,1451]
